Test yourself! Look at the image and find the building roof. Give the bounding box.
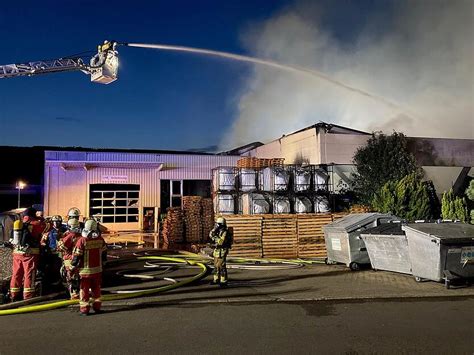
[220,142,264,156]
[0,145,219,156]
[283,122,370,138]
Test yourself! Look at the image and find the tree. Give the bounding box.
[372,173,431,221]
[466,180,474,224]
[352,131,419,204]
[441,188,468,222]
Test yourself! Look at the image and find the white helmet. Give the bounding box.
[67,218,81,232]
[67,207,81,219]
[82,219,99,238]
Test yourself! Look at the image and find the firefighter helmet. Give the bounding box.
[51,215,63,223]
[67,218,81,231]
[216,217,226,226]
[23,207,37,218]
[82,219,98,238]
[67,207,81,219]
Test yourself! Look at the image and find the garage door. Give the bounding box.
[89,184,140,230]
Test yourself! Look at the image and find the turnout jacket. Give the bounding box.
[57,231,81,267]
[72,236,107,277]
[209,228,229,258]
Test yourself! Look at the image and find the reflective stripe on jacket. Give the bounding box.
[73,236,106,277]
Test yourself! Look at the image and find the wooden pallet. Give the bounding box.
[236,157,285,169]
[226,216,263,258]
[262,216,298,258]
[296,214,332,258]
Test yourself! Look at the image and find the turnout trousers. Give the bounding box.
[213,248,229,284]
[10,253,39,300]
[79,273,102,314]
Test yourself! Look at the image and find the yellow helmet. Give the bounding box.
[216,217,226,226]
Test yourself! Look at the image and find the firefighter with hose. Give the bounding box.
[209,216,232,287]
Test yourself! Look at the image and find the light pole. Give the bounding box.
[16,180,26,209]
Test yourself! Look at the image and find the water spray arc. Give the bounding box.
[123,42,415,115]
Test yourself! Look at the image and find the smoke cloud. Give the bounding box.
[222,0,473,149]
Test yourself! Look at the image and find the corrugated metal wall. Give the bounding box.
[44,151,241,230]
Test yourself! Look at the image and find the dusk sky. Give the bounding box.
[0,0,472,151]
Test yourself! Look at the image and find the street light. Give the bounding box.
[16,180,26,209]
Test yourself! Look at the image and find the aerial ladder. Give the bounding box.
[0,40,119,84]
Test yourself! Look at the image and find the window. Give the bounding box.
[89,184,140,224]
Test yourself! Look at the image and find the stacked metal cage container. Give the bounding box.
[212,164,333,215]
[212,167,238,215]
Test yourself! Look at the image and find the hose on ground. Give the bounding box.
[0,256,207,316]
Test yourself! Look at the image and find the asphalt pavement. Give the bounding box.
[1,298,473,354]
[1,254,474,354]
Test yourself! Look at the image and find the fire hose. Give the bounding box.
[0,256,207,316]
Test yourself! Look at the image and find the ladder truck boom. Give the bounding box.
[0,58,86,78]
[0,40,119,84]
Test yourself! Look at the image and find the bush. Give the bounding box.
[372,173,431,221]
[352,132,419,204]
[441,189,468,222]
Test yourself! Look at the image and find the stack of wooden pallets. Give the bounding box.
[201,198,215,243]
[236,157,285,169]
[162,207,184,243]
[261,214,298,259]
[350,205,372,213]
[296,214,333,258]
[183,196,203,243]
[219,213,350,259]
[225,215,263,258]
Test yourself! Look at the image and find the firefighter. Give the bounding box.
[67,207,83,228]
[71,219,107,315]
[57,219,82,299]
[9,207,46,301]
[209,216,232,286]
[41,215,66,288]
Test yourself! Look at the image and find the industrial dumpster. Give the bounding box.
[323,213,398,270]
[402,223,474,288]
[360,223,412,275]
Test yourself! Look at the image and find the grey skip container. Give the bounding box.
[360,223,412,275]
[323,213,398,270]
[402,223,474,287]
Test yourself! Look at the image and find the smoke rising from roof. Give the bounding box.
[221,0,473,149]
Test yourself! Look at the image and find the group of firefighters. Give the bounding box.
[7,205,232,314]
[9,207,106,315]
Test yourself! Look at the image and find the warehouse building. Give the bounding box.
[240,122,474,197]
[42,122,473,231]
[44,150,240,231]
